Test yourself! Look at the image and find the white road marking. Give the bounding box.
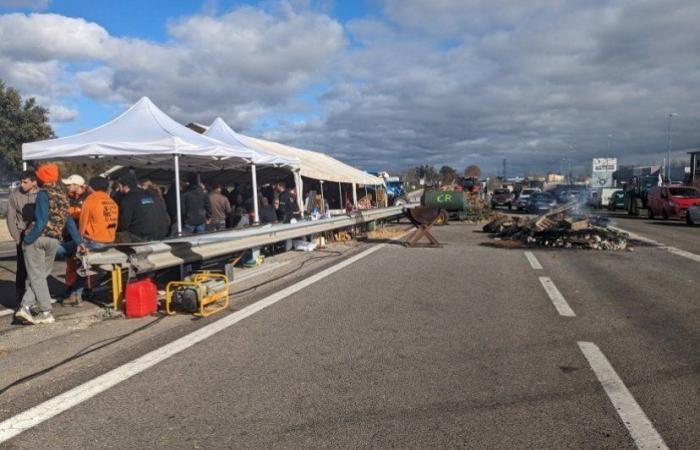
[610,226,700,263]
[0,231,411,443]
[538,276,576,317]
[578,342,668,450]
[524,251,543,270]
[0,309,13,318]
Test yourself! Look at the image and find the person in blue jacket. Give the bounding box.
[14,164,83,325]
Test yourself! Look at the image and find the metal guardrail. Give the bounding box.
[82,206,405,274]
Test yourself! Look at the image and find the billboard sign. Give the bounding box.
[592,158,617,187]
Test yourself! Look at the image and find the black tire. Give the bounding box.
[662,209,669,220]
[507,203,512,211]
[434,209,448,226]
[648,208,654,219]
[687,213,695,226]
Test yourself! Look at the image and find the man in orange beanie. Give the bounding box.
[14,164,83,325]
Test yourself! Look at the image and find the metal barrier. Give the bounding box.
[85,206,405,309]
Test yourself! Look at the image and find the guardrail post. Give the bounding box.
[111,264,123,311]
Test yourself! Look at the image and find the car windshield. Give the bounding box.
[531,193,553,201]
[669,187,700,198]
[521,190,536,195]
[494,189,509,195]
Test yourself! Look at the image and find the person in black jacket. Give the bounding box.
[276,181,297,223]
[182,174,211,234]
[116,174,163,242]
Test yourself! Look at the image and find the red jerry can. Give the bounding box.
[124,278,158,318]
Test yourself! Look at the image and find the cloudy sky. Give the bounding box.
[1,0,699,176]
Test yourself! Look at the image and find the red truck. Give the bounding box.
[647,186,700,220]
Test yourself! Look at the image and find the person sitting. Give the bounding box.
[233,207,250,229]
[64,176,119,306]
[182,174,211,234]
[259,196,278,224]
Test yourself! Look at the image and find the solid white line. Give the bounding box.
[524,251,543,270]
[578,342,668,450]
[610,226,700,263]
[0,231,410,443]
[538,276,576,317]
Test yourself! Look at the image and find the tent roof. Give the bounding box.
[22,97,256,170]
[204,118,299,168]
[205,120,384,185]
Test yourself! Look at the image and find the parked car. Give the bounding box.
[491,188,514,210]
[608,190,626,211]
[515,188,541,211]
[527,192,557,214]
[647,186,700,220]
[687,204,700,226]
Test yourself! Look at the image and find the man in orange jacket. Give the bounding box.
[65,176,118,305]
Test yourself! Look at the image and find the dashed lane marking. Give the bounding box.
[538,276,576,317]
[578,342,668,450]
[0,230,412,443]
[524,251,543,270]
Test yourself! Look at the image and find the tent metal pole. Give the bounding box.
[251,164,259,224]
[352,182,357,207]
[338,182,343,210]
[294,170,304,218]
[22,161,27,171]
[173,154,183,235]
[364,185,368,201]
[320,180,325,212]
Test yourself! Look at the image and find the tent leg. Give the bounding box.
[251,164,259,224]
[22,161,27,171]
[320,180,325,213]
[174,155,183,236]
[352,183,357,208]
[338,182,343,210]
[294,170,304,218]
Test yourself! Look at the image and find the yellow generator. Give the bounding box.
[165,272,230,317]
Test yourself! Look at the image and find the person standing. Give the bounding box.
[208,183,232,231]
[14,164,82,325]
[182,175,211,234]
[116,174,161,242]
[6,170,38,304]
[276,181,297,223]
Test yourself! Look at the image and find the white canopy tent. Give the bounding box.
[204,118,302,219]
[22,97,269,233]
[204,119,386,209]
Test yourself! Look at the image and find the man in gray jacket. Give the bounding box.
[6,170,38,304]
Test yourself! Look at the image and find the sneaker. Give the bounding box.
[14,306,34,324]
[33,311,55,324]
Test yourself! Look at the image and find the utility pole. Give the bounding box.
[667,112,678,183]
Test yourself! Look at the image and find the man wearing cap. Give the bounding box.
[14,164,82,325]
[6,170,39,304]
[62,176,119,305]
[57,174,88,299]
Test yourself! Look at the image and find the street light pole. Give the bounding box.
[667,112,678,183]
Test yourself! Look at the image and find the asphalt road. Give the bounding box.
[0,221,698,448]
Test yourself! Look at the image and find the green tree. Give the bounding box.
[439,165,458,184]
[464,164,481,178]
[0,80,54,172]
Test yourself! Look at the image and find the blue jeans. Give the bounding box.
[185,224,206,234]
